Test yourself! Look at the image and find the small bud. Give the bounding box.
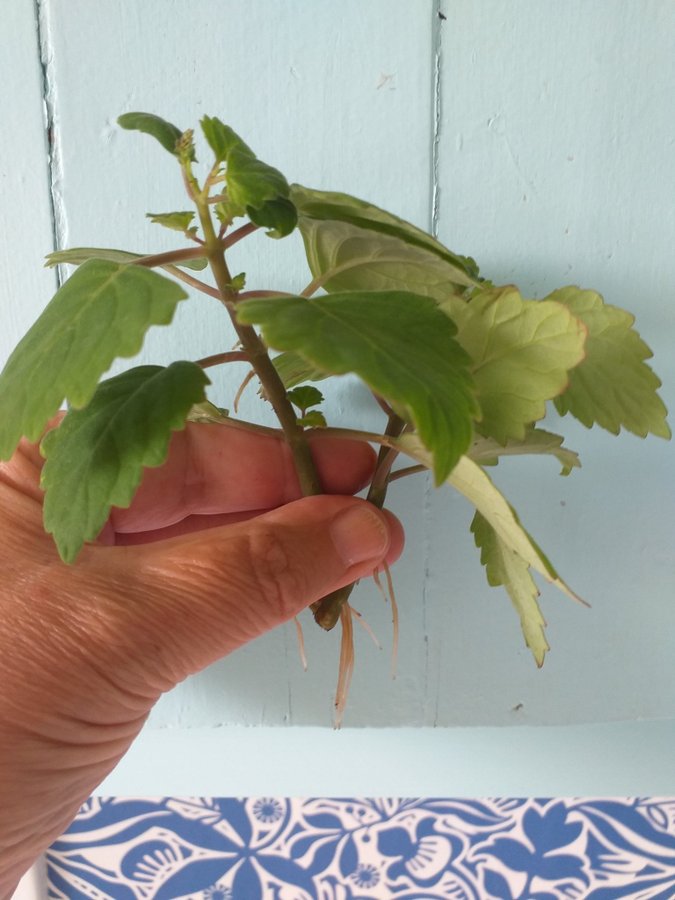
[176,129,196,164]
[230,272,247,292]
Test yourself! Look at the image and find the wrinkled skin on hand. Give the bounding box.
[0,420,402,895]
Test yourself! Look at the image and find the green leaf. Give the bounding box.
[226,148,289,210]
[287,385,324,412]
[297,410,327,428]
[226,149,294,237]
[187,400,230,424]
[214,199,240,226]
[199,116,295,237]
[228,272,247,292]
[394,433,583,605]
[398,431,582,664]
[291,183,480,296]
[45,246,207,272]
[200,116,252,162]
[440,287,587,443]
[147,211,196,233]
[546,287,671,439]
[273,351,330,389]
[0,259,188,459]
[117,112,193,159]
[469,428,581,476]
[41,362,209,563]
[237,291,478,483]
[46,247,144,267]
[247,196,297,238]
[471,511,549,666]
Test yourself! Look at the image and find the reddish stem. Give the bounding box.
[222,221,259,250]
[195,350,250,369]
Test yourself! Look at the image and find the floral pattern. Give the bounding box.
[47,797,675,899]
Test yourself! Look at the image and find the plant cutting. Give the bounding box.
[0,112,669,721]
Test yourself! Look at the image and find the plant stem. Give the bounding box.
[195,350,250,369]
[164,265,221,299]
[195,195,322,496]
[388,464,427,482]
[312,590,354,632]
[200,415,282,438]
[222,221,259,249]
[366,413,406,508]
[238,289,295,299]
[133,245,207,268]
[311,413,406,631]
[320,427,395,447]
[210,420,402,446]
[131,222,257,272]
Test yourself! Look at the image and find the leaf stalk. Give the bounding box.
[195,350,250,369]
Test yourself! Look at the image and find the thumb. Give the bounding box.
[131,495,402,687]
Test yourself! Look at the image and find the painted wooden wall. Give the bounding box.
[2,1,674,734]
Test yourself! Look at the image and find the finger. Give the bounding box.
[0,413,66,503]
[110,423,377,534]
[112,508,269,545]
[115,495,404,687]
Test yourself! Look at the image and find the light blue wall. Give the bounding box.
[2,1,674,792]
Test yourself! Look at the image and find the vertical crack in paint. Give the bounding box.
[34,0,66,287]
[284,626,293,726]
[427,1,446,724]
[430,0,444,239]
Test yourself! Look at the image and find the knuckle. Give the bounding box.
[240,526,307,622]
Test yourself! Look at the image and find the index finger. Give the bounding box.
[109,422,376,534]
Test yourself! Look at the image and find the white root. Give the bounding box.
[293,616,308,672]
[332,566,401,724]
[383,563,399,679]
[233,368,256,413]
[334,603,355,729]
[350,605,382,650]
[373,564,399,679]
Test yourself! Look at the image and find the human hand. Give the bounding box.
[0,421,402,895]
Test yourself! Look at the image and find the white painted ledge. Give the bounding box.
[99,720,675,797]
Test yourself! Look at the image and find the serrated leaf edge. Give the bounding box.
[394,433,585,606]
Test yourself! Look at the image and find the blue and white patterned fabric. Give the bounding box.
[47,797,675,899]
